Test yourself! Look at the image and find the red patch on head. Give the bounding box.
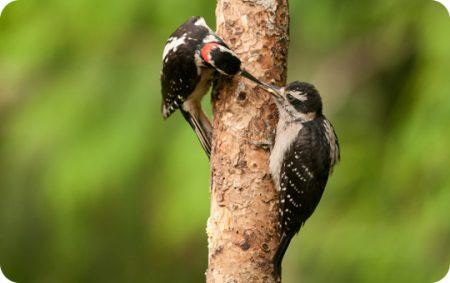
[201,42,220,63]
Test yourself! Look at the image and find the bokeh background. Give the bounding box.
[1,0,449,282]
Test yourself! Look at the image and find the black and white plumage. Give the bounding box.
[260,81,340,280]
[161,16,265,158]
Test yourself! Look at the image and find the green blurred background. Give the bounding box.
[0,0,449,282]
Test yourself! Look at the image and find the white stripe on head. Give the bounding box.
[288,90,308,101]
[218,45,237,57]
[206,45,238,75]
[194,17,207,27]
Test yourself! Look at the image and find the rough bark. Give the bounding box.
[206,1,290,282]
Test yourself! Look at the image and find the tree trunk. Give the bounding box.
[206,1,290,282]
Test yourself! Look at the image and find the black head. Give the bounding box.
[284,81,322,115]
[257,81,323,119]
[199,42,241,76]
[172,17,241,76]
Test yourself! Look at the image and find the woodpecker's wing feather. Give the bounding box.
[273,117,338,280]
[278,118,332,235]
[160,17,211,118]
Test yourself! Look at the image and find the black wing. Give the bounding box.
[160,17,210,118]
[278,119,332,235]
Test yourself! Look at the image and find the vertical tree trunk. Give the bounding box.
[206,1,290,282]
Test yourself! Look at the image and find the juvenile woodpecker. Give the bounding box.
[259,81,340,280]
[161,16,265,158]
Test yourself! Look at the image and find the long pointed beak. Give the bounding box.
[240,70,283,98]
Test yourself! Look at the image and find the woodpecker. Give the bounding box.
[259,81,340,280]
[161,16,265,158]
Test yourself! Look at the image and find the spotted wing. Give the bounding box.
[160,17,211,118]
[278,119,332,235]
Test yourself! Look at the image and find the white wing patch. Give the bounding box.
[194,17,213,32]
[202,34,218,44]
[194,17,207,27]
[162,33,187,61]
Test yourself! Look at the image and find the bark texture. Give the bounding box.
[206,1,289,282]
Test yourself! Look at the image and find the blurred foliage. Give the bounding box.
[0,0,449,282]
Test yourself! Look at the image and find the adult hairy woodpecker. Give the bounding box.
[259,81,340,280]
[161,16,265,158]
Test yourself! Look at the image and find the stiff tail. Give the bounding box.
[273,233,294,282]
[180,109,212,158]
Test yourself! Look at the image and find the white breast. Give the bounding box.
[269,115,302,191]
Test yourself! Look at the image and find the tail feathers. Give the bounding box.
[273,233,294,282]
[162,102,176,120]
[180,109,212,158]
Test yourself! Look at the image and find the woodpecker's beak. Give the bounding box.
[240,70,284,99]
[257,83,284,99]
